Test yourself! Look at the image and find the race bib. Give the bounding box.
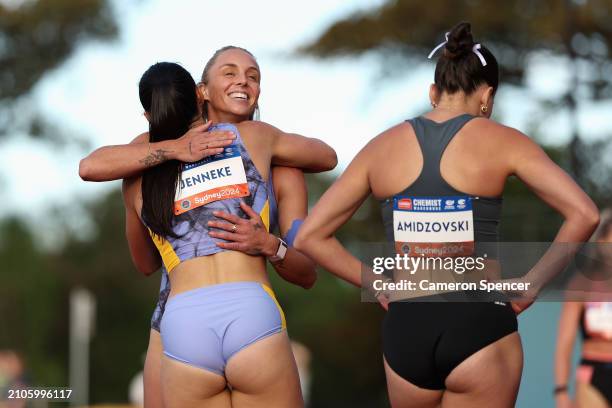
[174,145,249,215]
[584,302,612,340]
[392,196,474,257]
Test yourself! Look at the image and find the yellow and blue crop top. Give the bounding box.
[149,123,277,273]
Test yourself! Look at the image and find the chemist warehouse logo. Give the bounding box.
[398,198,412,210]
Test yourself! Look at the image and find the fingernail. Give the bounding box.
[212,211,219,216]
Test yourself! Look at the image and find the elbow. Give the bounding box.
[136,263,158,277]
[588,207,600,231]
[566,199,600,238]
[143,268,157,277]
[294,223,319,253]
[300,270,317,289]
[323,147,338,171]
[78,158,94,181]
[79,157,104,182]
[579,202,600,235]
[131,254,160,277]
[293,230,308,254]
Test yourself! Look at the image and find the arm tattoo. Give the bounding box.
[139,149,171,167]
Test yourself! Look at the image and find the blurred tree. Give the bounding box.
[54,189,159,403]
[0,189,159,403]
[0,0,120,143]
[0,217,64,385]
[298,0,612,195]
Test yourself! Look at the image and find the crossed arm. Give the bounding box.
[79,122,235,181]
[79,121,337,181]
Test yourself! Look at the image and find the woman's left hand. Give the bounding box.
[208,201,278,256]
[489,276,540,315]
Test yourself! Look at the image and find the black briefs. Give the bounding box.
[578,359,612,404]
[382,293,518,390]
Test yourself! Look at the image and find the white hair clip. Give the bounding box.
[427,32,488,67]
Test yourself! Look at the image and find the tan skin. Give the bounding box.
[122,104,318,408]
[142,167,311,408]
[123,127,306,408]
[123,59,307,408]
[295,83,599,408]
[106,49,333,408]
[555,228,612,408]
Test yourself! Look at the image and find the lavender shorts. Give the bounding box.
[160,281,286,376]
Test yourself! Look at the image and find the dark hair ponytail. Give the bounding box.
[139,62,198,238]
[433,22,499,95]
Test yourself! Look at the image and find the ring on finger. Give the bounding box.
[232,224,237,233]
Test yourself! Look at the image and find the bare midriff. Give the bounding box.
[168,251,270,298]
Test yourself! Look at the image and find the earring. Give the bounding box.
[480,105,488,114]
[431,102,438,108]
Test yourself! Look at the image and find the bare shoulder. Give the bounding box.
[468,118,542,157]
[361,121,414,155]
[236,121,278,151]
[373,121,412,142]
[237,120,278,137]
[468,117,533,144]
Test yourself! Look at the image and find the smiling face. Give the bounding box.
[200,48,261,123]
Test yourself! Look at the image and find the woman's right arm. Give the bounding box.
[79,122,235,181]
[271,128,337,173]
[293,135,380,286]
[554,301,582,408]
[241,121,337,173]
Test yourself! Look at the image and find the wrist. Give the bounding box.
[374,276,393,298]
[262,234,280,258]
[156,139,176,160]
[553,384,568,396]
[268,237,288,263]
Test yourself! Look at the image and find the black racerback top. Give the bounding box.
[380,114,502,257]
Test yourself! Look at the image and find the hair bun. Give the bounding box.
[444,22,474,59]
